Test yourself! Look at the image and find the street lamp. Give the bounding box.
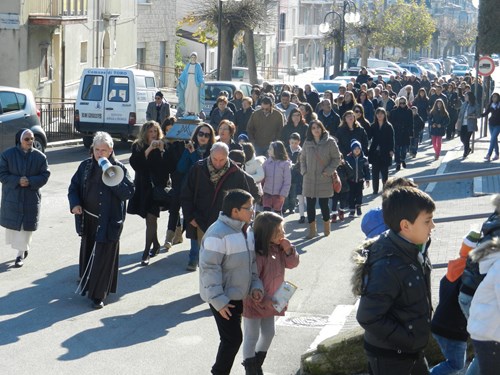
[217,0,241,81]
[319,11,342,79]
[320,0,360,77]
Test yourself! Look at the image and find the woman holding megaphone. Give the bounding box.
[127,121,169,266]
[68,132,134,309]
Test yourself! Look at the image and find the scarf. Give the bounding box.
[207,157,230,185]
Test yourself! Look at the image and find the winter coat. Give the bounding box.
[429,93,448,111]
[361,99,375,123]
[234,107,254,136]
[467,237,500,342]
[280,123,309,146]
[457,102,479,133]
[338,101,355,118]
[0,145,50,231]
[346,153,371,183]
[243,243,299,319]
[431,275,468,342]
[413,113,425,135]
[389,106,414,146]
[336,125,369,157]
[368,121,394,167]
[354,230,433,355]
[245,156,265,184]
[247,108,285,149]
[287,146,303,194]
[181,158,260,234]
[317,110,341,138]
[300,133,341,198]
[429,112,450,137]
[68,157,135,241]
[146,101,170,123]
[127,143,168,218]
[305,90,320,110]
[262,158,292,197]
[210,107,234,131]
[199,213,264,311]
[413,96,429,122]
[482,102,500,127]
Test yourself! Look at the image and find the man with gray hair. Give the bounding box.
[276,90,298,121]
[181,142,260,271]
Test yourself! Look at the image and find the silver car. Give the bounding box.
[0,86,47,152]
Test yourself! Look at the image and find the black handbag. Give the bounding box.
[152,182,173,208]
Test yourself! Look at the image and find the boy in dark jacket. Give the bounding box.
[346,140,370,217]
[284,133,304,221]
[353,187,436,375]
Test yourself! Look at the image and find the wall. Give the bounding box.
[0,1,22,88]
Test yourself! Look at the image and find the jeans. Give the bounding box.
[306,197,330,223]
[284,183,298,212]
[410,134,422,156]
[371,162,389,193]
[188,238,199,264]
[394,144,408,165]
[331,191,349,212]
[210,301,244,375]
[460,126,473,156]
[430,334,467,374]
[487,125,500,157]
[348,181,364,210]
[472,340,500,375]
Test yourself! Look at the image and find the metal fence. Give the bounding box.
[38,101,80,143]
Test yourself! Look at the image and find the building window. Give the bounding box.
[279,13,286,42]
[40,46,48,82]
[80,41,88,63]
[137,47,146,69]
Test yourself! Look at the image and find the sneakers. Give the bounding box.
[298,216,305,224]
[356,206,362,216]
[14,256,24,268]
[349,210,356,218]
[330,214,337,223]
[484,154,491,161]
[186,262,197,272]
[493,154,500,161]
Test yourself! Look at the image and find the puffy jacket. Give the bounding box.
[243,243,299,318]
[355,230,432,355]
[300,133,341,198]
[345,153,370,183]
[262,158,292,197]
[336,125,369,157]
[429,112,450,137]
[199,213,263,311]
[0,145,50,231]
[468,237,500,342]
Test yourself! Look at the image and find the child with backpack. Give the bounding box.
[242,212,299,374]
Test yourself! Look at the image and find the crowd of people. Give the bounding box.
[1,65,500,374]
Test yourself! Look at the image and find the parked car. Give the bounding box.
[205,67,264,85]
[203,81,253,120]
[310,79,349,100]
[0,86,47,153]
[452,64,471,77]
[398,63,431,79]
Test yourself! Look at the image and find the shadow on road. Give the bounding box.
[58,293,209,360]
[45,141,133,166]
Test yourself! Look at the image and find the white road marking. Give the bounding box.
[425,145,461,193]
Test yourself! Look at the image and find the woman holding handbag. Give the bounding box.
[456,91,478,159]
[127,121,168,266]
[300,120,341,238]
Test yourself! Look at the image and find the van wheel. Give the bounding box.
[33,135,46,153]
[83,136,93,148]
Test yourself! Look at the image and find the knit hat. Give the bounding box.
[351,140,362,152]
[238,134,249,143]
[361,208,387,239]
[446,229,481,282]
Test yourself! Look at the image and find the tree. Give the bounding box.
[380,0,435,58]
[184,0,272,84]
[478,0,500,54]
[439,18,477,58]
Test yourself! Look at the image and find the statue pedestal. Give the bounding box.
[165,115,203,141]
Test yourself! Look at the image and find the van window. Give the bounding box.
[108,76,129,102]
[0,91,20,113]
[82,75,104,101]
[145,77,156,88]
[136,76,146,88]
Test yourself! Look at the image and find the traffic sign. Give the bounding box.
[478,55,495,76]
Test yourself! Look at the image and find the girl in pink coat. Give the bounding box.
[242,212,300,374]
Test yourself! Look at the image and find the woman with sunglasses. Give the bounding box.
[177,123,216,271]
[353,103,371,138]
[0,129,50,268]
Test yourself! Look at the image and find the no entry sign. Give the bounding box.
[478,56,495,76]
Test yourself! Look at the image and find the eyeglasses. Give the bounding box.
[399,102,406,105]
[23,137,34,141]
[240,205,254,211]
[198,131,211,138]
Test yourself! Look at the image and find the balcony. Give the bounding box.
[28,0,88,26]
[295,24,320,39]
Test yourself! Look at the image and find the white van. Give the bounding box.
[75,68,158,147]
[356,58,404,74]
